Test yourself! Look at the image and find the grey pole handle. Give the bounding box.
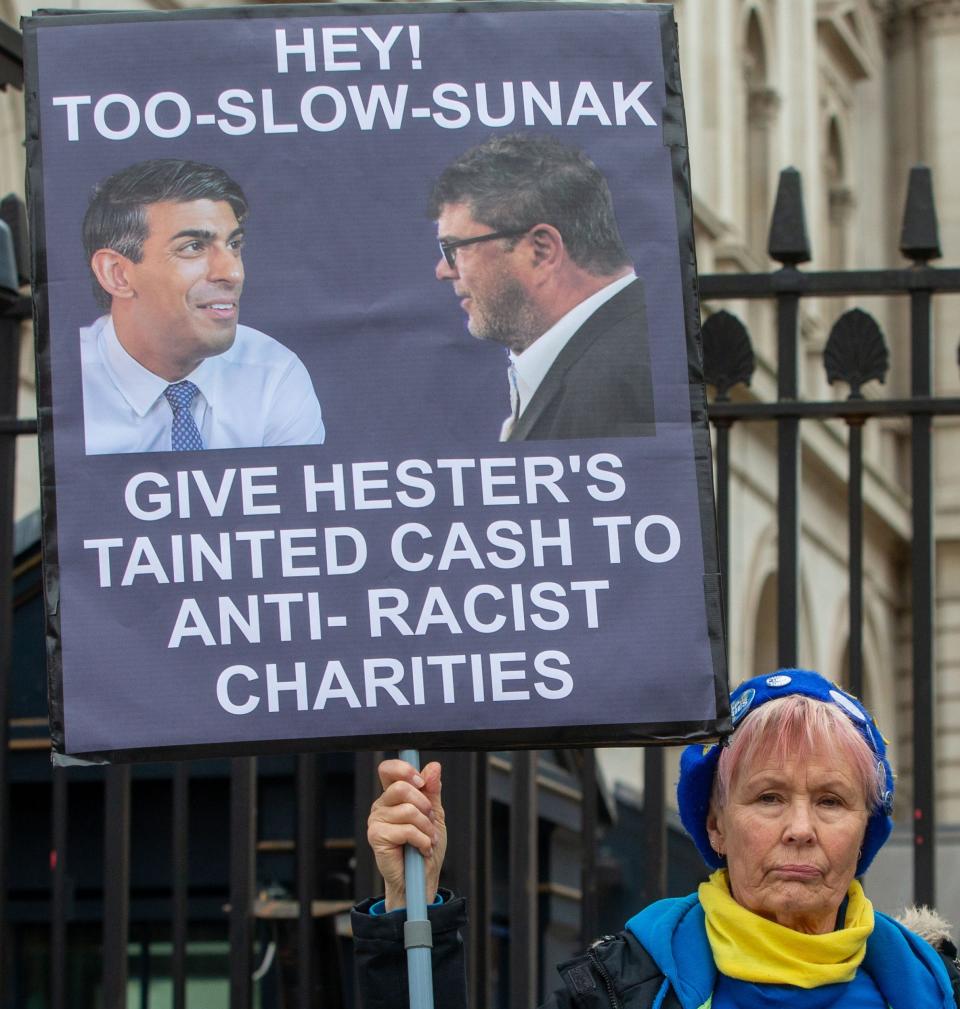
[399,748,435,1009]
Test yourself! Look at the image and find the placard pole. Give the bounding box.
[399,748,435,1009]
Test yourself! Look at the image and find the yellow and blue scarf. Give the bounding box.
[700,869,872,986]
[625,871,953,1009]
[701,869,880,1006]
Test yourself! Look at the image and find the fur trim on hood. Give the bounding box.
[897,906,957,958]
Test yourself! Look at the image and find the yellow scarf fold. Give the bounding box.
[699,869,874,988]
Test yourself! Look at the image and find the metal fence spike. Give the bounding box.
[900,166,941,263]
[768,167,811,266]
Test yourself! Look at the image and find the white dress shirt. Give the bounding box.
[500,272,637,440]
[80,315,325,455]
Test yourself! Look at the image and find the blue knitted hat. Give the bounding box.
[678,669,894,876]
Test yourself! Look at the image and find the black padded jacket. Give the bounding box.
[352,894,683,1009]
[351,895,960,1009]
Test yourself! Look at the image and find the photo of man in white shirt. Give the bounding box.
[80,158,325,455]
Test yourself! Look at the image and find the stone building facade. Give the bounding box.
[682,0,960,923]
[589,0,960,923]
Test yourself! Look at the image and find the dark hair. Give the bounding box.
[83,159,248,309]
[428,134,630,275]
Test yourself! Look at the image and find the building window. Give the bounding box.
[744,9,778,259]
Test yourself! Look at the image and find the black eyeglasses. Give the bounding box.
[438,227,531,268]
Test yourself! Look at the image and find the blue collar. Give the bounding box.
[625,897,954,1009]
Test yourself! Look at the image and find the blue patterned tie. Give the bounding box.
[163,381,204,451]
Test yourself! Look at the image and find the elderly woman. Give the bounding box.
[354,670,960,1007]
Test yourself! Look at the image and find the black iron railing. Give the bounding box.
[700,164,960,915]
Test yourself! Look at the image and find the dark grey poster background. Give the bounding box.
[26,2,728,761]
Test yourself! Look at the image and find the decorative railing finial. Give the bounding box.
[768,167,811,267]
[823,309,889,398]
[899,165,941,264]
[702,310,755,399]
[0,195,28,287]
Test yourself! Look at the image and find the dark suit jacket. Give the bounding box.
[507,277,655,441]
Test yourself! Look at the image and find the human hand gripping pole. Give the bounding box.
[399,750,434,1009]
[367,756,447,1009]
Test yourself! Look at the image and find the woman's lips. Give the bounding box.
[773,864,822,878]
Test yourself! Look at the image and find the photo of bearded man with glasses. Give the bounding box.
[431,133,655,442]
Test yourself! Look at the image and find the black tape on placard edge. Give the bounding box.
[54,717,725,768]
[22,21,66,758]
[657,7,731,734]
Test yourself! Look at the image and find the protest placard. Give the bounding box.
[25,1,728,762]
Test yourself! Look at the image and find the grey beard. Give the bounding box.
[468,283,545,354]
